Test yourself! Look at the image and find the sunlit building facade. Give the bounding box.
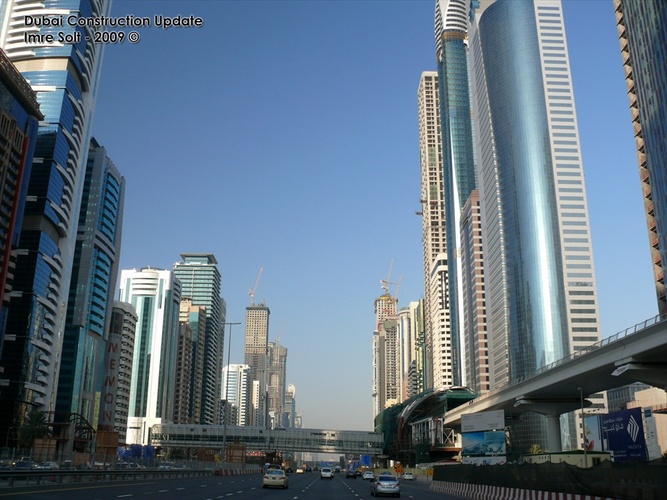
[0,0,111,438]
[469,0,603,451]
[119,268,181,445]
[173,253,224,425]
[244,305,270,426]
[614,0,667,317]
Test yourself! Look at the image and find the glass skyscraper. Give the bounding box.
[615,0,667,317]
[0,0,111,438]
[56,138,124,431]
[173,253,224,425]
[434,0,477,386]
[469,0,603,451]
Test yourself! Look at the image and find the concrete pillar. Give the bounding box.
[546,414,562,452]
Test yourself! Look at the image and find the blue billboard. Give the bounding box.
[601,408,647,462]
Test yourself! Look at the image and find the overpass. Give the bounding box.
[150,424,384,455]
[444,315,667,449]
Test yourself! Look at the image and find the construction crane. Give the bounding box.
[248,267,263,306]
[380,259,402,299]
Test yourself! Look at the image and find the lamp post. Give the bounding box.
[578,387,588,468]
[221,322,241,464]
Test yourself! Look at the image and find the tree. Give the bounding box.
[17,409,50,449]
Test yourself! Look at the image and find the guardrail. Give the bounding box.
[0,467,216,487]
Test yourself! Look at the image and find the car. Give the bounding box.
[263,469,288,489]
[401,472,415,481]
[13,461,36,470]
[346,469,357,478]
[370,474,401,497]
[320,467,334,479]
[35,461,59,470]
[296,467,304,474]
[363,470,375,481]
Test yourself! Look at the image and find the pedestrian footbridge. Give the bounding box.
[150,424,384,455]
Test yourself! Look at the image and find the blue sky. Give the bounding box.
[92,0,656,432]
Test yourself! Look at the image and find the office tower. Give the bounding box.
[372,290,399,418]
[99,301,137,444]
[56,138,125,428]
[614,0,667,317]
[173,253,224,425]
[469,0,602,450]
[173,321,193,424]
[460,190,489,396]
[244,304,270,426]
[178,298,207,424]
[119,268,181,445]
[434,0,477,387]
[267,340,287,428]
[0,49,42,320]
[418,71,450,390]
[284,384,296,428]
[398,301,425,401]
[0,0,111,438]
[222,363,251,425]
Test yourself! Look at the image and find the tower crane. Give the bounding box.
[248,267,263,306]
[380,259,402,298]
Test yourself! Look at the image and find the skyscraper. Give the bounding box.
[434,0,477,386]
[372,290,399,418]
[469,0,603,450]
[417,71,451,389]
[0,48,42,318]
[222,363,251,426]
[267,340,287,428]
[0,0,111,437]
[244,304,270,426]
[173,253,224,425]
[119,268,181,445]
[614,0,667,317]
[99,301,137,444]
[178,298,207,424]
[56,138,125,429]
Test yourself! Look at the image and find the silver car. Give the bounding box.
[370,474,401,497]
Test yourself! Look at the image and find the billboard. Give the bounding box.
[461,410,506,465]
[601,408,647,462]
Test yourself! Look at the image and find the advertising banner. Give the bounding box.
[601,408,647,462]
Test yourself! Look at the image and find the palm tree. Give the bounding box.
[17,409,50,449]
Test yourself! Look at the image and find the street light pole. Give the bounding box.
[578,387,588,468]
[221,322,241,464]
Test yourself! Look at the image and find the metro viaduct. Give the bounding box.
[444,314,667,451]
[150,424,384,456]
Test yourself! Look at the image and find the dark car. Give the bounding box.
[346,469,357,478]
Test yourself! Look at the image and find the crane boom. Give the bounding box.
[248,267,264,306]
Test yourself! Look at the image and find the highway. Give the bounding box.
[0,472,470,500]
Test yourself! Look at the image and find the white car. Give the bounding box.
[363,470,375,481]
[401,471,415,480]
[320,467,334,479]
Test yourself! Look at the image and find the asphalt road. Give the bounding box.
[0,472,471,499]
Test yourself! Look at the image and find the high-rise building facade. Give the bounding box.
[244,305,270,426]
[56,138,125,428]
[178,298,206,424]
[173,253,224,425]
[119,268,181,445]
[222,363,251,426]
[267,340,287,428]
[173,321,193,424]
[0,48,42,319]
[0,0,111,437]
[418,70,451,389]
[460,190,489,396]
[99,301,137,444]
[284,383,296,428]
[469,0,603,450]
[434,0,477,386]
[614,0,667,317]
[372,291,399,418]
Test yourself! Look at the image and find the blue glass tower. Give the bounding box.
[56,138,124,429]
[434,0,477,387]
[0,0,112,438]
